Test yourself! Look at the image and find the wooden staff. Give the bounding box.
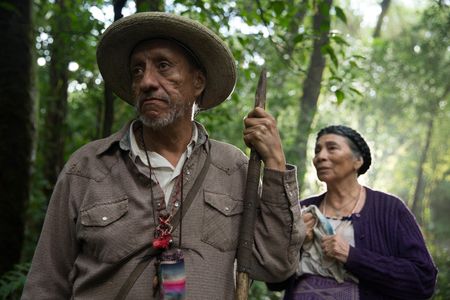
[235,68,267,300]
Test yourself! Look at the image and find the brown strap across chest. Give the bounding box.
[114,145,212,300]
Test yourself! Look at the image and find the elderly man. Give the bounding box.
[22,12,304,299]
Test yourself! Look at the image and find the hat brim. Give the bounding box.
[97,12,237,110]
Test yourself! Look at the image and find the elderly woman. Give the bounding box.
[269,125,437,299]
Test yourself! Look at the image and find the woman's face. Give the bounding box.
[313,134,363,183]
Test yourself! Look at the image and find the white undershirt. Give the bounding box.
[129,120,197,206]
[327,218,356,247]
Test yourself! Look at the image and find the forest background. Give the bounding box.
[0,0,449,299]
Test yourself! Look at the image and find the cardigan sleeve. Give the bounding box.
[344,201,437,299]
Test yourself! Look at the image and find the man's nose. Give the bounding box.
[139,67,159,91]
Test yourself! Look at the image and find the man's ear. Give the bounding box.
[193,71,206,96]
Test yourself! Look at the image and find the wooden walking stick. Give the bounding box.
[235,68,267,300]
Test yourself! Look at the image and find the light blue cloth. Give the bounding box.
[298,205,358,283]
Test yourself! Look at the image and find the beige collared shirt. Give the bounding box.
[129,120,198,205]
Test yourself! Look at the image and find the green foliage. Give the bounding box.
[249,281,283,300]
[0,263,30,300]
[16,0,450,298]
[334,6,347,24]
[22,0,108,262]
[0,2,17,13]
[428,243,450,299]
[308,12,449,300]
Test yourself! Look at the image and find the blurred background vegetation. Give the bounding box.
[0,0,449,299]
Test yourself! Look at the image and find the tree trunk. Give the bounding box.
[410,83,449,223]
[373,0,391,38]
[294,0,332,194]
[411,117,434,224]
[0,0,34,276]
[41,0,70,202]
[284,0,308,58]
[102,0,128,138]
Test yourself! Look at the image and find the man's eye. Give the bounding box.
[131,66,144,77]
[158,61,170,70]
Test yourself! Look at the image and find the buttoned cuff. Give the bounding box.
[262,164,298,206]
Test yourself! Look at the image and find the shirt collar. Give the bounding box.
[95,119,209,157]
[128,120,199,167]
[95,121,132,156]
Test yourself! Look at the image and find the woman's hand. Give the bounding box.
[302,212,315,242]
[321,234,350,263]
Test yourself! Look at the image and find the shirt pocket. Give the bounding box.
[201,191,244,252]
[79,197,137,263]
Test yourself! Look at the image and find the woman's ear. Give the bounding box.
[355,157,364,171]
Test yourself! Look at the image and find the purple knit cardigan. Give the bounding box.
[269,187,438,300]
[268,187,437,300]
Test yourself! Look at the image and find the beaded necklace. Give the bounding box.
[140,128,184,250]
[323,185,362,220]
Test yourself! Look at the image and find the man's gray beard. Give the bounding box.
[136,100,191,130]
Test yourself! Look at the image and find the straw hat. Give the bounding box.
[97,12,237,110]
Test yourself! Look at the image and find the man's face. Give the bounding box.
[129,39,205,129]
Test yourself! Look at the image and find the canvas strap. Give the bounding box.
[114,144,211,300]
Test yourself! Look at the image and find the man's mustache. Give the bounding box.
[137,92,171,107]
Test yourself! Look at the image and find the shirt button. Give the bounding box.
[186,170,191,175]
[102,216,108,221]
[288,191,293,197]
[355,213,361,218]
[174,202,180,208]
[225,207,230,211]
[157,202,161,207]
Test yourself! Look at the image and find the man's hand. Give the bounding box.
[243,107,286,171]
[321,234,350,263]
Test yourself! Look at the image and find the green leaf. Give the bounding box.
[271,1,285,16]
[331,35,349,46]
[294,33,304,45]
[334,6,347,24]
[335,89,345,104]
[319,1,331,16]
[349,87,363,96]
[320,21,331,33]
[324,45,339,68]
[350,61,360,69]
[329,66,337,76]
[352,54,367,60]
[330,76,343,81]
[0,2,17,13]
[279,15,291,27]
